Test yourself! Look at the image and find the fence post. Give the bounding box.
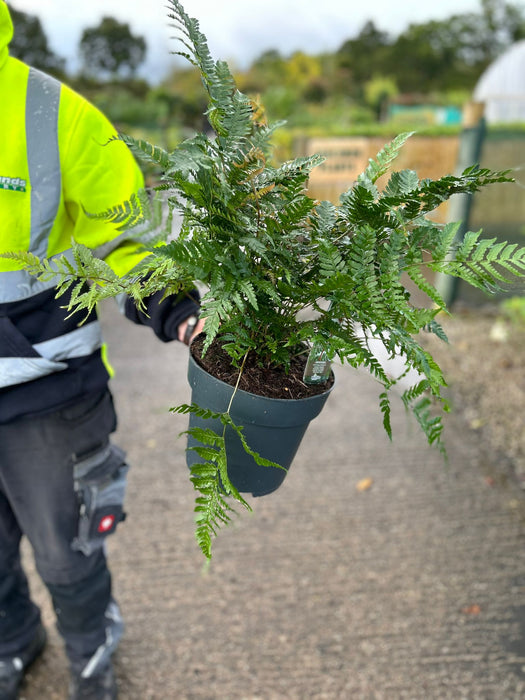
[436,102,486,305]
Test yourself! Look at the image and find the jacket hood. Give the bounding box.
[0,2,13,70]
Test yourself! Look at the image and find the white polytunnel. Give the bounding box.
[473,40,525,123]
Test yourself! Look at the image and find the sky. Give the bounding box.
[7,0,503,81]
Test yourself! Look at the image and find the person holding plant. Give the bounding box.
[0,3,202,699]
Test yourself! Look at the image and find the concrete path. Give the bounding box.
[20,301,525,699]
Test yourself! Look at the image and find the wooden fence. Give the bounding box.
[300,135,460,223]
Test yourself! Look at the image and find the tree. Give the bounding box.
[238,49,287,94]
[475,0,525,61]
[8,7,65,78]
[364,75,399,120]
[79,17,146,79]
[283,51,321,89]
[158,65,210,130]
[387,21,472,93]
[387,1,525,93]
[337,21,392,87]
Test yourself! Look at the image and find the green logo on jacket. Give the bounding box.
[0,176,26,192]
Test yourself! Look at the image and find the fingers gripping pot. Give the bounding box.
[71,444,129,556]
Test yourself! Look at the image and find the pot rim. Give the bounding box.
[187,350,335,427]
[188,343,335,406]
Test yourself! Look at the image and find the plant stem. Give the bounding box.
[226,351,249,414]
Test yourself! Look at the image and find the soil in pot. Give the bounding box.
[190,335,335,400]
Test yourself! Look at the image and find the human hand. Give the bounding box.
[178,314,205,345]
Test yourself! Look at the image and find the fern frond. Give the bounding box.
[425,318,449,343]
[319,242,346,279]
[406,264,448,309]
[84,193,138,227]
[413,397,446,457]
[339,331,391,385]
[164,135,214,178]
[238,280,259,310]
[339,184,390,230]
[0,250,62,281]
[172,403,283,557]
[115,133,172,170]
[179,420,252,558]
[383,169,419,197]
[170,403,223,420]
[220,414,285,470]
[310,199,338,237]
[272,154,325,184]
[357,131,414,186]
[434,221,462,261]
[379,391,392,440]
[401,380,431,407]
[431,232,525,291]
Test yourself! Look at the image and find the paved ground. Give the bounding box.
[20,301,525,699]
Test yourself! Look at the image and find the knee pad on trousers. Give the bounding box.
[46,552,111,636]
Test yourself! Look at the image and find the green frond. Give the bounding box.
[383,169,419,197]
[406,264,448,309]
[167,1,217,84]
[434,221,462,260]
[238,234,271,263]
[180,420,252,558]
[173,404,284,557]
[170,403,224,421]
[425,319,449,343]
[238,280,259,310]
[413,397,446,457]
[357,131,414,186]
[311,199,338,237]
[116,133,172,170]
[454,229,481,259]
[165,135,214,178]
[379,391,392,440]
[401,380,431,407]
[319,242,346,279]
[220,413,286,470]
[339,184,390,230]
[216,90,255,144]
[272,154,325,184]
[339,330,390,385]
[0,250,57,280]
[431,233,525,291]
[84,191,145,230]
[198,298,230,352]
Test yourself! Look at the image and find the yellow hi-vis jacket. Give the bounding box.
[0,2,146,286]
[0,2,199,422]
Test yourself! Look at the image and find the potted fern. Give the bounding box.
[7,0,525,558]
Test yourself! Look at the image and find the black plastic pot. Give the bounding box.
[186,352,333,497]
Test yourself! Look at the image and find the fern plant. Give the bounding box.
[5,0,525,558]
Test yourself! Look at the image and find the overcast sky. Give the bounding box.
[8,0,508,81]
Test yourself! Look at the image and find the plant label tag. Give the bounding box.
[303,344,332,385]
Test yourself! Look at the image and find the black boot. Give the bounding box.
[68,662,117,700]
[0,624,47,700]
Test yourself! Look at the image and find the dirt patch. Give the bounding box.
[422,305,525,487]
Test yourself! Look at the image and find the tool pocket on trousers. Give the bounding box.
[71,444,129,557]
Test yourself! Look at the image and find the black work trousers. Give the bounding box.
[0,390,126,669]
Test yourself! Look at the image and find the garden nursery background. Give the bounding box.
[6,0,525,698]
